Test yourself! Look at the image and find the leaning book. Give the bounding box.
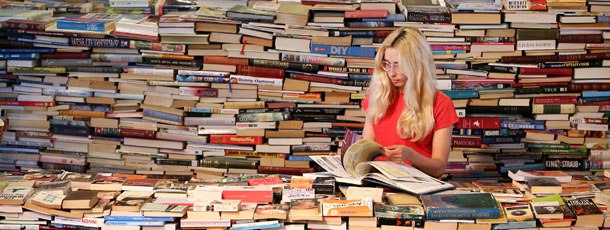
[310,138,454,194]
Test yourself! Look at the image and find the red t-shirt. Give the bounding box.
[361,91,459,165]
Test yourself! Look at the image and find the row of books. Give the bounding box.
[1,168,610,230]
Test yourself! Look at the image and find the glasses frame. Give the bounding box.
[381,60,404,75]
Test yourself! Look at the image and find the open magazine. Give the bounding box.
[311,136,455,195]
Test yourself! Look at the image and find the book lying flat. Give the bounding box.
[310,138,454,195]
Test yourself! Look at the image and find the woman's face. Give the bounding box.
[383,47,407,90]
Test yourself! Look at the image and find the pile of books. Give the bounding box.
[0,169,609,229]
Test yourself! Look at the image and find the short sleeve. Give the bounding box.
[433,91,459,131]
[361,94,369,113]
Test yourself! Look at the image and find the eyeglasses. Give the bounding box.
[381,61,404,75]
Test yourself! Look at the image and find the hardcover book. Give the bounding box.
[254,203,289,220]
[421,193,500,220]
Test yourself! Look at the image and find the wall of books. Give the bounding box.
[2,0,610,229]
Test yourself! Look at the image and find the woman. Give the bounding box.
[361,27,459,178]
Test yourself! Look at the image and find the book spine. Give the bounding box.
[430,45,470,51]
[543,158,585,170]
[346,21,393,28]
[501,54,558,63]
[66,66,122,73]
[344,10,388,18]
[538,60,601,68]
[330,30,377,37]
[41,59,92,67]
[407,12,452,23]
[532,104,574,114]
[0,53,38,59]
[1,21,47,31]
[69,37,131,48]
[451,136,482,148]
[120,128,155,139]
[39,154,86,166]
[426,208,499,220]
[570,83,610,91]
[559,34,602,43]
[290,73,343,85]
[248,59,320,72]
[52,125,90,137]
[0,100,55,106]
[209,135,263,145]
[130,40,185,52]
[236,65,285,79]
[257,166,314,175]
[225,150,286,158]
[94,127,120,137]
[311,44,376,58]
[559,52,610,62]
[157,159,197,166]
[40,52,89,59]
[90,54,142,62]
[466,106,532,115]
[481,136,521,144]
[377,218,424,227]
[456,118,501,129]
[143,109,182,123]
[0,39,34,49]
[533,96,577,104]
[324,66,373,74]
[281,54,345,67]
[143,58,200,68]
[56,19,106,32]
[200,158,257,169]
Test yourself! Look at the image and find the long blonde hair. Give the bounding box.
[367,27,438,142]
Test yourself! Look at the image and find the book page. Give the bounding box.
[309,155,353,179]
[368,161,434,183]
[342,138,383,177]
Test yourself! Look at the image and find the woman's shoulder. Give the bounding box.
[434,90,452,105]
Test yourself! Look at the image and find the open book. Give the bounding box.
[311,138,455,195]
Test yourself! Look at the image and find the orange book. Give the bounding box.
[59,110,105,118]
[321,198,373,217]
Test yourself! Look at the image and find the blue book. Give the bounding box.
[481,136,520,144]
[311,44,376,58]
[492,220,537,230]
[104,216,174,221]
[56,17,112,32]
[436,64,468,69]
[421,193,500,220]
[499,163,544,173]
[8,37,69,46]
[143,109,182,123]
[349,74,372,80]
[231,222,283,230]
[582,91,610,98]
[442,90,478,99]
[0,48,54,53]
[177,75,225,83]
[500,119,545,130]
[287,155,312,162]
[104,221,165,226]
[0,53,39,59]
[362,14,406,22]
[346,21,393,28]
[598,16,610,23]
[431,50,468,54]
[580,96,610,103]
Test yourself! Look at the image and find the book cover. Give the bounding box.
[421,193,500,220]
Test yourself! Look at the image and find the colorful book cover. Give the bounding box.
[311,44,376,58]
[421,193,500,220]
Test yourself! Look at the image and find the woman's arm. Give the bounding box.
[362,113,376,141]
[383,125,453,178]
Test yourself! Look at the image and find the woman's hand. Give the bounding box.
[382,145,413,164]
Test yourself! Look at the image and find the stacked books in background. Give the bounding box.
[1,0,610,228]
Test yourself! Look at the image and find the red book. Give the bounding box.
[247,176,283,186]
[236,65,285,79]
[257,166,314,175]
[456,118,501,129]
[209,134,263,145]
[472,42,516,45]
[204,56,249,66]
[2,19,49,31]
[569,83,610,92]
[0,101,54,106]
[0,75,17,79]
[429,45,470,51]
[599,104,610,112]
[40,52,89,59]
[120,128,155,139]
[519,67,573,75]
[452,136,482,148]
[376,30,393,38]
[332,122,364,128]
[122,179,158,187]
[292,74,343,85]
[533,96,578,104]
[222,186,273,203]
[512,82,568,87]
[266,102,296,108]
[344,10,388,18]
[559,52,610,62]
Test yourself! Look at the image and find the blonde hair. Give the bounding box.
[367,27,438,142]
